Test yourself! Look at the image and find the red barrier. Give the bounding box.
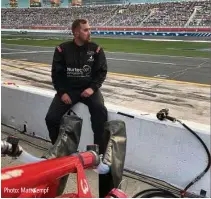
[92,26,211,32]
[2,25,211,32]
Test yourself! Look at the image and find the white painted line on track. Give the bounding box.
[1,51,53,55]
[106,51,210,60]
[107,57,176,65]
[2,43,54,48]
[2,50,177,65]
[2,48,27,51]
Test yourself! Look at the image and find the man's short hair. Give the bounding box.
[71,19,88,33]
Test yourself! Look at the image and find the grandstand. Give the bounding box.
[1,0,211,28]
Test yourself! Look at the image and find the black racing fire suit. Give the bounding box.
[45,40,113,197]
[46,39,108,146]
[51,40,107,97]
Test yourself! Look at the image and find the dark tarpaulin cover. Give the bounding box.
[99,120,127,197]
[42,110,83,195]
[42,111,127,197]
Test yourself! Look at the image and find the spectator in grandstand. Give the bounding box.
[45,18,108,155]
[1,1,210,28]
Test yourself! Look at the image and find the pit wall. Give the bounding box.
[1,84,210,197]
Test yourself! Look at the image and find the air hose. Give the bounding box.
[156,109,211,197]
[132,109,210,198]
[132,188,178,198]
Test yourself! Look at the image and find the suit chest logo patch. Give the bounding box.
[87,55,94,62]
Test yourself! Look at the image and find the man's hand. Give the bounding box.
[81,88,94,98]
[61,93,72,104]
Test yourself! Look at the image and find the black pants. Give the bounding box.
[45,89,108,154]
[45,89,110,197]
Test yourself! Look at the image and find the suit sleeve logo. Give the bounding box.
[56,46,62,52]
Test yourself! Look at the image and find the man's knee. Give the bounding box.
[91,103,108,120]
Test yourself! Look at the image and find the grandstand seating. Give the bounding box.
[1,0,210,28]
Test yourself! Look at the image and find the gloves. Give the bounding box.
[94,155,110,174]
